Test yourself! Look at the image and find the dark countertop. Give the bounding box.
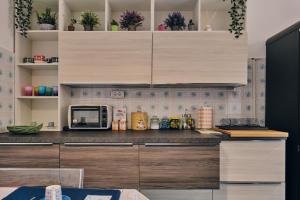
[0,130,221,145]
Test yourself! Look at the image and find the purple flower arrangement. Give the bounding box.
[164,12,186,31]
[120,10,144,31]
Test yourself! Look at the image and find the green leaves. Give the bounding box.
[224,0,247,38]
[79,11,100,27]
[36,8,57,25]
[14,0,33,37]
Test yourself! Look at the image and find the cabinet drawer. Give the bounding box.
[60,144,139,189]
[0,144,59,168]
[220,141,285,182]
[141,190,212,200]
[213,184,285,200]
[140,144,220,189]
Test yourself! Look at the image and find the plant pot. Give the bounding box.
[39,24,56,30]
[188,24,195,31]
[128,25,137,31]
[171,26,181,31]
[84,25,93,31]
[68,25,75,31]
[111,25,119,31]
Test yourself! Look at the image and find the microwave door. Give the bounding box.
[71,107,101,128]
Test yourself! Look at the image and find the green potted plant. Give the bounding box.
[68,17,77,31]
[164,12,186,31]
[111,19,119,31]
[79,11,100,31]
[14,0,33,37]
[188,19,195,31]
[36,8,57,30]
[120,10,144,31]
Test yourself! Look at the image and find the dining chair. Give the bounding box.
[0,168,84,188]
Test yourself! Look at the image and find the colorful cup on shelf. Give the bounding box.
[52,86,58,96]
[34,86,39,96]
[38,86,46,96]
[24,86,33,96]
[45,87,53,96]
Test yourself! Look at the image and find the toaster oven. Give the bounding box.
[68,105,112,129]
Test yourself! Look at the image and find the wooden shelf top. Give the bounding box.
[18,30,58,41]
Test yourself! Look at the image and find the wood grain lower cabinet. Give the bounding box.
[139,144,220,189]
[213,184,285,200]
[59,32,152,84]
[0,143,59,168]
[141,189,213,200]
[60,144,139,189]
[152,32,248,85]
[220,140,285,182]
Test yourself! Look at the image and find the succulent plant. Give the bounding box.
[111,19,119,26]
[79,11,100,27]
[164,12,186,31]
[36,8,57,25]
[70,17,77,25]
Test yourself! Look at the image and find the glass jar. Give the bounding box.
[150,116,160,130]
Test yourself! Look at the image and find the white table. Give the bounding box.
[0,187,149,200]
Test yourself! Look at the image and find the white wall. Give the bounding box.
[0,0,14,51]
[247,0,300,58]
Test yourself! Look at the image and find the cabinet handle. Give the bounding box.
[63,143,133,147]
[144,143,203,147]
[0,143,53,146]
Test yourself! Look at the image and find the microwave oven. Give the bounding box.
[68,105,112,129]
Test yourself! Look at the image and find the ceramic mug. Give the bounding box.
[45,87,53,96]
[24,86,33,96]
[52,86,58,96]
[34,86,39,96]
[38,86,46,96]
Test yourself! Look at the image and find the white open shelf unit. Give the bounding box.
[15,0,232,131]
[58,0,230,31]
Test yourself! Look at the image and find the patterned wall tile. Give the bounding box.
[0,47,14,132]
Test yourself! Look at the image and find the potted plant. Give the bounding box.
[14,0,33,37]
[79,11,99,31]
[68,17,77,31]
[188,19,195,31]
[164,12,186,31]
[223,0,247,38]
[36,8,57,30]
[120,10,144,31]
[111,19,119,31]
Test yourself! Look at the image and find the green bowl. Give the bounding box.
[7,123,43,134]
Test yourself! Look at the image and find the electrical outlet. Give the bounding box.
[110,90,125,99]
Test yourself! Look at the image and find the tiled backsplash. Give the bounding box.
[0,46,14,132]
[70,59,266,128]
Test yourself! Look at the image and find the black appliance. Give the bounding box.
[266,21,300,200]
[217,118,268,130]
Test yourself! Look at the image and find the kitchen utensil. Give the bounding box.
[7,123,43,134]
[131,112,148,130]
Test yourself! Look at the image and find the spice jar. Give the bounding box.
[150,116,160,130]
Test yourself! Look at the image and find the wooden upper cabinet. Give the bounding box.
[139,144,220,189]
[60,144,139,189]
[152,32,248,85]
[59,32,152,84]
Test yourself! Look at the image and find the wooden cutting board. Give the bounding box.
[213,128,288,138]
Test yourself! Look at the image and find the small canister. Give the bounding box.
[150,116,160,130]
[197,106,213,129]
[159,117,170,129]
[112,120,119,131]
[119,119,127,131]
